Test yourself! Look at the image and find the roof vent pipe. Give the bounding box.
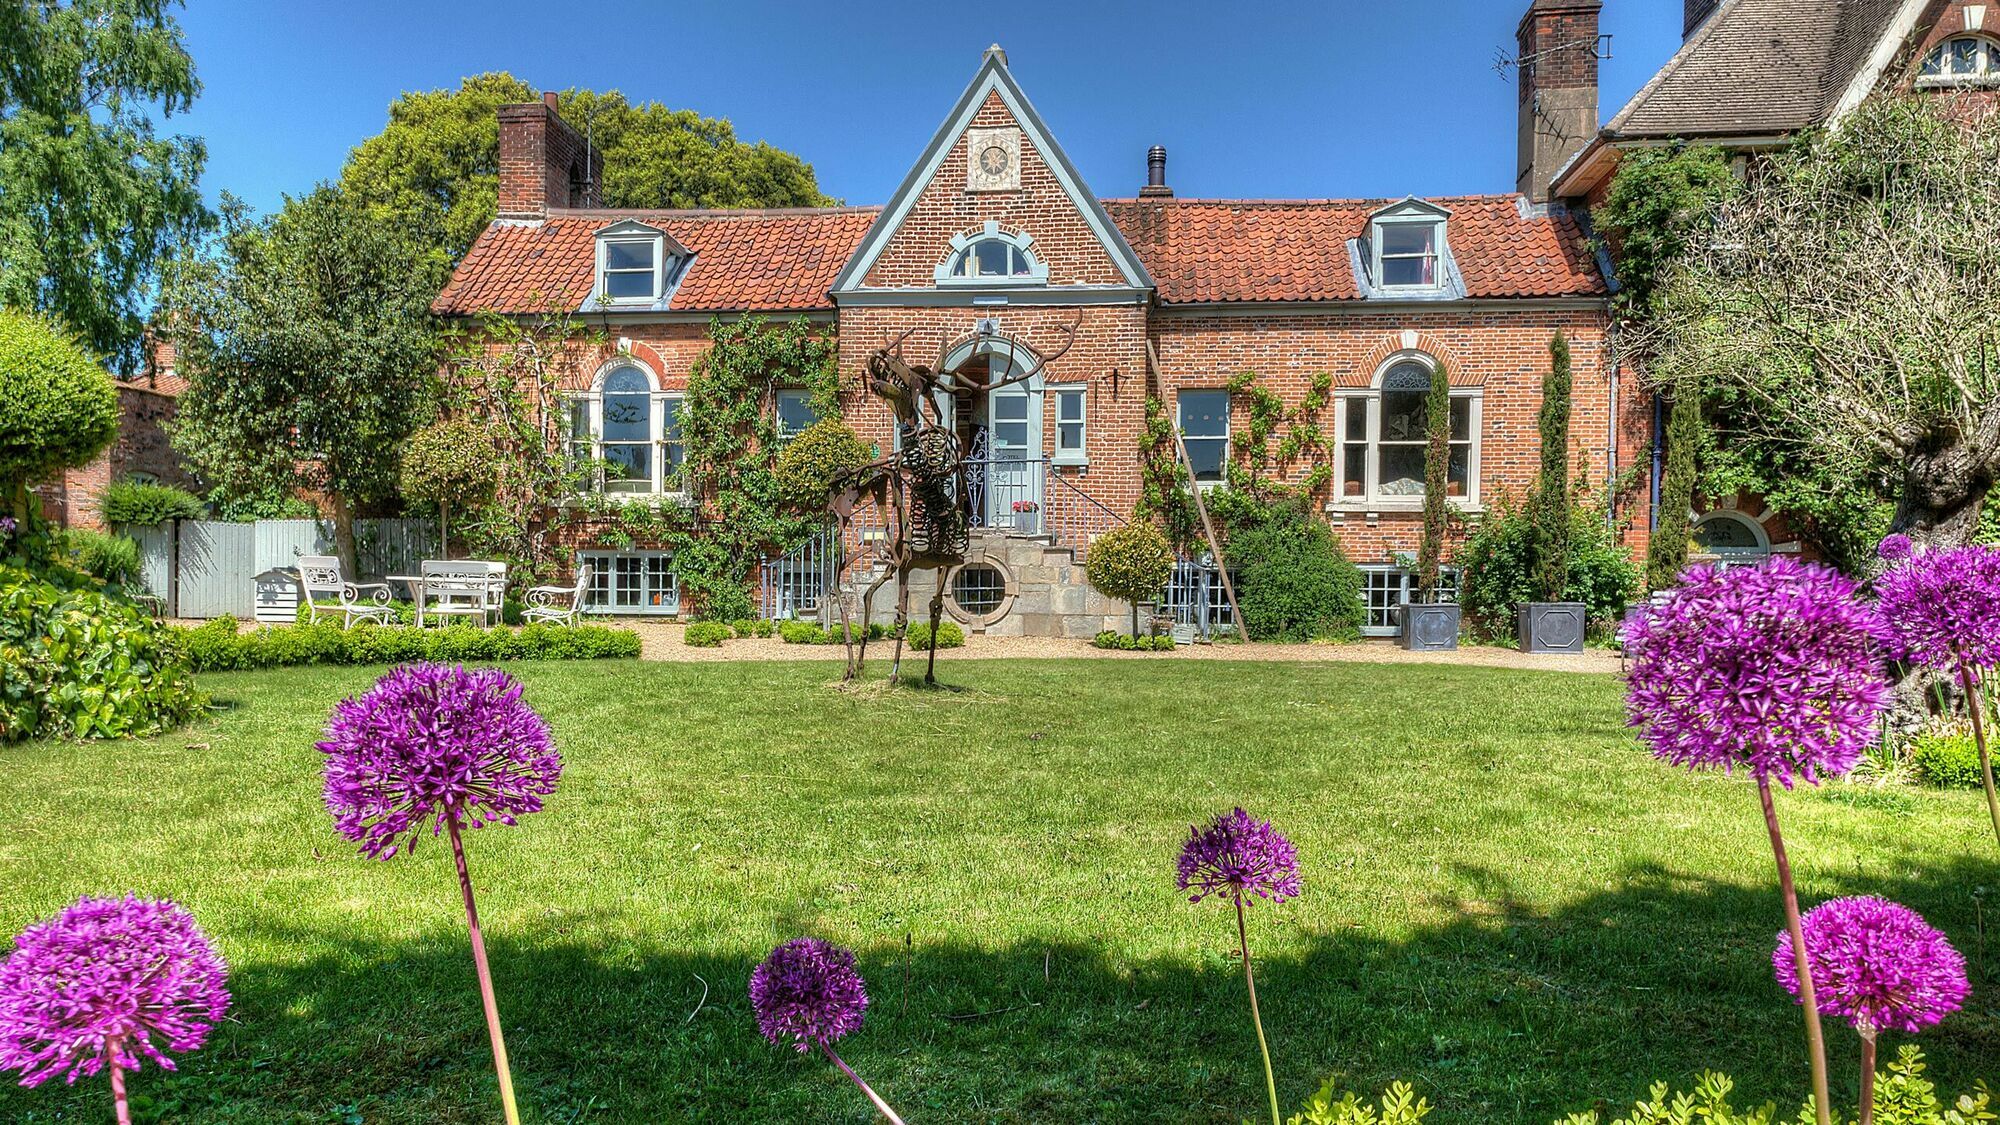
[1140,145,1173,198]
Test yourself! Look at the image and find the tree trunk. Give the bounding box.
[1886,443,1994,550]
[329,493,361,578]
[440,500,451,561]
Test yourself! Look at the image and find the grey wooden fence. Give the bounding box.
[129,518,436,619]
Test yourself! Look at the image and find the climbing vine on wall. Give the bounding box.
[1136,368,1334,553]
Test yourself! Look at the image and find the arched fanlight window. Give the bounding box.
[566,361,685,496]
[1332,354,1481,506]
[934,221,1050,285]
[1919,36,2000,84]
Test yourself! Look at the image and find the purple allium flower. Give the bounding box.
[1176,807,1301,906]
[1875,544,2000,672]
[1773,896,1969,1035]
[1624,559,1891,788]
[0,896,230,1087]
[0,516,15,536]
[318,664,559,860]
[1877,534,1913,562]
[750,938,869,1052]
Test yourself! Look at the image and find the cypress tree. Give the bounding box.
[1648,388,1703,589]
[1417,362,1452,602]
[1532,332,1575,602]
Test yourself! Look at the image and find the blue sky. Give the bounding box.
[169,0,1684,216]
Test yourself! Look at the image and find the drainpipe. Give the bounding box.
[1607,328,1619,532]
[1650,392,1664,530]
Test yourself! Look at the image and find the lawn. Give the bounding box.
[1,658,1994,1124]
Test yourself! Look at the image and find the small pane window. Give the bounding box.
[1053,386,1086,462]
[1379,222,1440,288]
[601,239,658,300]
[581,551,679,615]
[1179,390,1230,485]
[661,395,685,486]
[945,235,1042,282]
[1334,358,1480,504]
[776,389,820,440]
[951,564,1007,616]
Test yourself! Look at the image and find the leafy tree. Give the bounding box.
[1644,96,2000,551]
[1085,519,1175,636]
[1596,144,1738,323]
[1648,390,1704,589]
[1531,332,1574,602]
[340,73,834,263]
[167,186,443,574]
[0,0,210,371]
[1416,361,1452,602]
[400,418,500,559]
[0,309,117,527]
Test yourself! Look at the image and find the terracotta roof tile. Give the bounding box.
[433,207,881,315]
[1101,196,1606,303]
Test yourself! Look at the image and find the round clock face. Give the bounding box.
[979,145,1010,176]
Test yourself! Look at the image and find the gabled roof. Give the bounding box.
[433,207,879,315]
[829,45,1154,293]
[1102,196,1606,304]
[1602,0,1919,140]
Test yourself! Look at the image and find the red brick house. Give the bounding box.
[1552,0,2000,566]
[38,337,198,533]
[436,7,1644,636]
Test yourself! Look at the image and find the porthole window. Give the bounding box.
[950,564,1007,617]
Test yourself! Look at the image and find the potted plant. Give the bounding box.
[1401,362,1460,651]
[1011,498,1040,534]
[1519,332,1587,653]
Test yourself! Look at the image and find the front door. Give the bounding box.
[983,383,1042,531]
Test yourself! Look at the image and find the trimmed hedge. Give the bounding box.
[176,617,641,672]
[2,566,204,741]
[683,621,732,647]
[1908,723,1985,789]
[101,478,205,527]
[1093,631,1176,652]
[904,619,965,651]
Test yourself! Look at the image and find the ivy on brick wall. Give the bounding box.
[1137,368,1333,553]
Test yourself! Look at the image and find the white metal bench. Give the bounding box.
[296,555,395,628]
[524,564,593,626]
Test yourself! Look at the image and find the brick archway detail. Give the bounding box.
[1341,331,1481,388]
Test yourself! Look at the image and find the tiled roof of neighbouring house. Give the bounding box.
[432,207,883,315]
[1101,196,1607,303]
[1604,0,1910,139]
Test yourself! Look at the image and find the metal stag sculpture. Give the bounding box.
[826,319,1077,685]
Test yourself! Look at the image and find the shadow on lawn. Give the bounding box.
[6,858,1996,1125]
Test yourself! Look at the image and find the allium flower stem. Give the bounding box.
[818,1041,906,1125]
[447,817,521,1125]
[1858,1026,1878,1125]
[1237,897,1281,1125]
[108,1050,131,1125]
[1760,776,1832,1125]
[1957,665,2000,850]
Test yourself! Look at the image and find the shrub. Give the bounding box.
[172,619,640,672]
[0,310,118,504]
[1224,499,1364,642]
[728,618,758,638]
[59,528,142,587]
[1092,630,1176,652]
[684,621,732,647]
[1907,721,1985,789]
[1558,1046,1987,1125]
[905,619,964,651]
[0,565,203,741]
[101,478,205,527]
[779,619,826,645]
[1285,1080,1431,1125]
[1457,494,1639,640]
[773,419,871,511]
[1086,520,1175,635]
[399,418,501,556]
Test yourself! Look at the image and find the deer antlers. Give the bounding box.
[951,312,1083,393]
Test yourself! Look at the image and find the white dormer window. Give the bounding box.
[1918,36,2000,85]
[594,220,688,306]
[1368,200,1452,292]
[935,221,1050,286]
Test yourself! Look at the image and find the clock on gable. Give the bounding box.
[965,127,1021,192]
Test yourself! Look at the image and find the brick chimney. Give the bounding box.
[1516,0,1602,204]
[497,92,601,219]
[1685,0,1720,39]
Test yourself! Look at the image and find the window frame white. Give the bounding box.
[933,220,1051,287]
[1176,389,1232,490]
[1051,383,1088,466]
[568,360,687,498]
[1917,35,2000,86]
[1331,354,1482,510]
[595,235,666,305]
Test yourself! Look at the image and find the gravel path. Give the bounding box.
[620,621,1619,674]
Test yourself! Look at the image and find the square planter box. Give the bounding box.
[1518,602,1587,654]
[1399,603,1461,651]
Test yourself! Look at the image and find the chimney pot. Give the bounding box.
[542,91,559,108]
[1139,145,1173,198]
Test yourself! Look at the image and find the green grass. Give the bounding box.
[1,659,1995,1124]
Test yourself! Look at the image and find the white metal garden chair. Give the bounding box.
[416,560,503,628]
[523,564,593,626]
[296,555,395,629]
